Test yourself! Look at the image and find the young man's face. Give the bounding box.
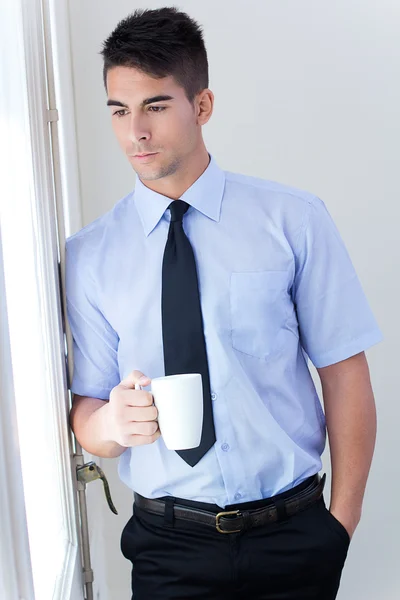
[106,66,206,182]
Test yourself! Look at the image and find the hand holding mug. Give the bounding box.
[107,370,159,447]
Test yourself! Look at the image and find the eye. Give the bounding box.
[148,106,166,112]
[113,109,128,117]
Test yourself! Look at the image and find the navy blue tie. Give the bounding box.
[161,200,216,467]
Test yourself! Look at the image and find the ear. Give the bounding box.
[196,89,214,125]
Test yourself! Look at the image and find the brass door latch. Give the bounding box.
[76,461,118,514]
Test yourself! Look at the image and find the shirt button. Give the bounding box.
[221,443,230,452]
[211,392,217,401]
[234,492,242,501]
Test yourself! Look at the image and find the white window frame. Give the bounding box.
[0,0,104,598]
[0,229,36,600]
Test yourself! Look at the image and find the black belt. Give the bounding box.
[134,472,326,534]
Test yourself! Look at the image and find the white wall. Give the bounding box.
[67,1,399,598]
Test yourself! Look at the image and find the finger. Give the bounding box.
[128,428,161,446]
[127,421,159,437]
[120,370,151,389]
[130,429,161,447]
[120,428,160,448]
[122,388,154,407]
[129,405,158,422]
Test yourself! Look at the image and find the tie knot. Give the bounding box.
[168,200,190,222]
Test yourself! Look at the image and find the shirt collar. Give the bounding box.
[133,153,226,237]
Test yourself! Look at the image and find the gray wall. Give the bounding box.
[67,1,399,598]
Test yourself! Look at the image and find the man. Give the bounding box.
[66,7,383,600]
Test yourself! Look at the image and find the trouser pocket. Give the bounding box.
[320,500,351,546]
[120,515,136,561]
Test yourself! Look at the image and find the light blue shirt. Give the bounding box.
[65,154,383,507]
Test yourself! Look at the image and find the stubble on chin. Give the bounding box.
[134,157,181,181]
[134,168,161,181]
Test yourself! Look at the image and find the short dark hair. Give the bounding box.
[100,6,209,104]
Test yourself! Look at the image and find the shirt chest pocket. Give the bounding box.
[230,270,290,361]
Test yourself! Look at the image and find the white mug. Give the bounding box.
[135,373,204,450]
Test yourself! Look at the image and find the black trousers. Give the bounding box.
[120,475,351,599]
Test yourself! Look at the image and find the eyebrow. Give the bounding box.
[106,95,175,108]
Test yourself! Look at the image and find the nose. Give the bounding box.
[128,114,151,144]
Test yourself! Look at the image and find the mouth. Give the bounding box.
[131,152,159,160]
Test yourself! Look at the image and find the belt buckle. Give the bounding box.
[215,510,241,534]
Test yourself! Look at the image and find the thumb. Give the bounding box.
[119,369,151,389]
